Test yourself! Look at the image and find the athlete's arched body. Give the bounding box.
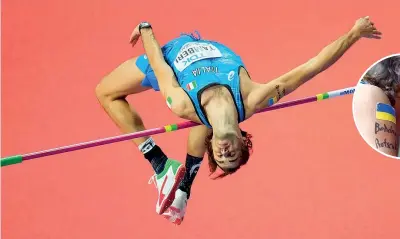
[96,17,381,225]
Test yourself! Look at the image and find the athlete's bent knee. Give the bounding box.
[95,78,119,105]
[95,82,107,103]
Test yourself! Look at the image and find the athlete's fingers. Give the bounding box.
[365,34,382,39]
[129,34,137,43]
[130,38,139,47]
[373,30,382,35]
[129,33,140,46]
[129,35,137,43]
[129,26,140,44]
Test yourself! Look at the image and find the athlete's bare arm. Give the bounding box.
[129,24,188,116]
[246,16,381,112]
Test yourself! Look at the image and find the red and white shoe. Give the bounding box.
[162,189,188,225]
[148,159,186,215]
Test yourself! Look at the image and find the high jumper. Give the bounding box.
[94,16,379,224]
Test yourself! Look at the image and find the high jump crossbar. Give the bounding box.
[1,86,356,167]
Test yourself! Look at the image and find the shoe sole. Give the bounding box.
[163,209,184,225]
[164,213,183,225]
[158,165,186,215]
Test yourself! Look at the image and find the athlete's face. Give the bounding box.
[211,133,243,170]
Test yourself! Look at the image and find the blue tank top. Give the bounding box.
[162,34,246,128]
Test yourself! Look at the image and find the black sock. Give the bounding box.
[139,138,168,174]
[178,154,203,198]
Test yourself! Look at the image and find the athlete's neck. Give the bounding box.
[205,97,240,138]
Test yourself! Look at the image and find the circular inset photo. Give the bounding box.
[353,53,400,159]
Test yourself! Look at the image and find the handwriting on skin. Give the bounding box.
[375,122,397,136]
[374,122,398,151]
[375,138,398,150]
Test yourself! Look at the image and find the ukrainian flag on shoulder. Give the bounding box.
[376,103,396,124]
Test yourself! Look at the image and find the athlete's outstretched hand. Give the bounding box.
[351,16,382,39]
[129,23,141,47]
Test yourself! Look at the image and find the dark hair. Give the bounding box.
[205,130,253,179]
[362,56,400,106]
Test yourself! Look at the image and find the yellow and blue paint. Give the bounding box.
[376,103,396,124]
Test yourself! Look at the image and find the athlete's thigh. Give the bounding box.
[353,84,398,156]
[98,57,151,99]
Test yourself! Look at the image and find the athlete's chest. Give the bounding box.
[177,74,254,123]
